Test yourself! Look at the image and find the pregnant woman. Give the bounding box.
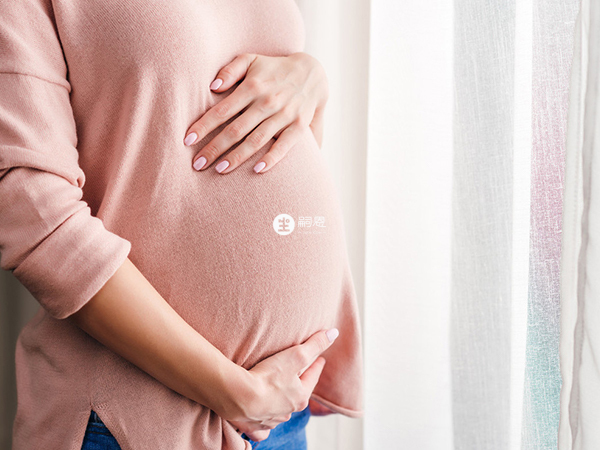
[0,0,364,449]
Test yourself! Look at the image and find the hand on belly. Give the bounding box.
[184,52,329,175]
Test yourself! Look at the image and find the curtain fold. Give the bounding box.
[557,0,585,444]
[525,0,579,447]
[559,0,600,448]
[451,2,516,447]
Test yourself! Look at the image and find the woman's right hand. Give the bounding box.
[223,328,339,442]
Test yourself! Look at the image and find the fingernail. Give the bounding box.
[193,156,207,171]
[326,328,339,343]
[185,132,198,146]
[210,78,223,90]
[215,160,229,173]
[253,161,266,173]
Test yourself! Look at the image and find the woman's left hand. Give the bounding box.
[184,52,329,174]
[230,399,334,440]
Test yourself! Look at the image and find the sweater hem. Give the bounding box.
[309,393,364,418]
[92,402,132,450]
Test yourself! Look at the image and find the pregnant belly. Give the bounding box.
[118,127,348,369]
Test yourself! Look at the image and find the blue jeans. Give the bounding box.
[240,406,311,450]
[80,410,121,450]
[80,407,311,450]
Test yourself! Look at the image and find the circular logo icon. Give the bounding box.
[273,214,295,235]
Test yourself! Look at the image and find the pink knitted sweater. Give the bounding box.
[0,0,364,448]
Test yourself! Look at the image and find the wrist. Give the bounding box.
[206,357,256,421]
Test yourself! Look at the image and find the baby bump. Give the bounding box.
[123,128,349,369]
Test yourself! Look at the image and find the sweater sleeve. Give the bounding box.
[0,0,132,320]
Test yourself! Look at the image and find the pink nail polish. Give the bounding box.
[193,156,207,171]
[184,132,198,146]
[210,78,223,90]
[326,328,339,343]
[253,161,266,173]
[215,160,229,173]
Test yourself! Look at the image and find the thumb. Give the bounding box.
[298,356,327,392]
[295,328,338,376]
[209,53,258,92]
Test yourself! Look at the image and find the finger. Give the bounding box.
[214,109,290,174]
[271,413,293,423]
[297,352,319,378]
[210,53,258,93]
[253,123,305,174]
[184,87,256,148]
[292,328,338,374]
[192,109,259,172]
[194,98,286,173]
[298,356,327,393]
[245,429,271,442]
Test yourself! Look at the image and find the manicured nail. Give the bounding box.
[193,156,207,171]
[326,328,339,343]
[253,161,266,173]
[184,132,198,146]
[210,78,223,90]
[215,160,229,173]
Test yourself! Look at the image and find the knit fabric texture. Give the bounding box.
[0,0,364,448]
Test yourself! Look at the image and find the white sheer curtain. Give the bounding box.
[559,0,600,448]
[297,0,579,449]
[362,0,579,448]
[361,0,578,448]
[296,1,578,449]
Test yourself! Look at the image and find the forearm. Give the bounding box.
[68,256,251,419]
